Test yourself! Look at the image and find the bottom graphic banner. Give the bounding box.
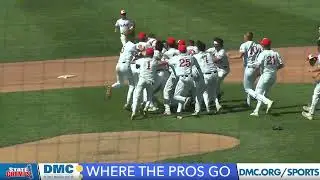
[80,163,238,179]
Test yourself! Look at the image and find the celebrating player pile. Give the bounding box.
[106,9,289,120]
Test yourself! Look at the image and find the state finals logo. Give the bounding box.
[5,164,33,179]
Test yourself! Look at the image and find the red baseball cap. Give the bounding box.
[178,40,186,46]
[138,32,146,40]
[178,45,187,53]
[167,37,176,45]
[260,38,271,46]
[145,48,154,56]
[120,9,126,15]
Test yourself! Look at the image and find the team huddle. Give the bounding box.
[107,9,290,120]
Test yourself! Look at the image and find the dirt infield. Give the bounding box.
[0,131,239,163]
[0,46,316,162]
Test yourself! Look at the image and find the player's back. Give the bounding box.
[163,48,179,60]
[119,41,137,63]
[147,38,157,48]
[136,57,157,81]
[240,41,263,66]
[258,50,283,74]
[194,51,217,74]
[187,46,199,55]
[171,54,194,76]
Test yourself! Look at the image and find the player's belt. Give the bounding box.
[204,71,217,74]
[180,75,192,77]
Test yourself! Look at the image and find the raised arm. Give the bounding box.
[114,20,119,32]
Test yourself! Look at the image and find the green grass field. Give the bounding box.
[0,0,318,62]
[0,0,320,162]
[1,84,320,162]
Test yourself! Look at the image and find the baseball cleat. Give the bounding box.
[130,113,136,121]
[266,101,273,114]
[250,112,259,117]
[302,111,313,120]
[147,106,159,112]
[303,106,310,112]
[216,104,222,112]
[123,104,131,111]
[191,112,200,117]
[176,115,183,120]
[183,97,191,110]
[163,111,171,115]
[142,110,147,117]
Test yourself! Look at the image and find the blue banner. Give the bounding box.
[0,163,39,180]
[80,163,239,179]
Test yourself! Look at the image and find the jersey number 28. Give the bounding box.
[179,58,191,67]
[249,46,259,56]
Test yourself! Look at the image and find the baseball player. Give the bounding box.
[229,32,263,106]
[114,9,135,46]
[168,45,199,117]
[108,34,137,108]
[142,41,167,112]
[126,32,149,110]
[131,48,163,120]
[162,37,180,115]
[246,38,284,116]
[187,40,199,55]
[211,38,230,111]
[302,40,320,120]
[193,40,219,114]
[147,33,158,49]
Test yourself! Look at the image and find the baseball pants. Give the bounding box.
[216,67,229,97]
[195,72,218,113]
[307,82,320,115]
[246,72,275,113]
[243,66,258,105]
[112,62,135,106]
[120,34,127,46]
[131,79,154,114]
[163,73,178,113]
[174,75,196,113]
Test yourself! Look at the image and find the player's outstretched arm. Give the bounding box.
[228,52,244,59]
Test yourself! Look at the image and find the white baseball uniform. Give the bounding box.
[212,48,230,99]
[131,57,158,115]
[112,41,137,106]
[162,48,180,113]
[240,41,263,105]
[306,53,320,115]
[246,49,284,114]
[194,51,219,113]
[169,53,197,113]
[114,18,135,46]
[147,38,157,49]
[187,46,199,55]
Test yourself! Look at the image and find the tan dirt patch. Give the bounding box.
[0,131,239,163]
[0,46,315,162]
[0,46,317,93]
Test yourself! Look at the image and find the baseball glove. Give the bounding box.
[307,54,318,66]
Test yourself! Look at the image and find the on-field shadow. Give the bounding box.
[270,110,302,117]
[218,103,251,114]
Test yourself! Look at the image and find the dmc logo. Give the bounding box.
[44,164,83,174]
